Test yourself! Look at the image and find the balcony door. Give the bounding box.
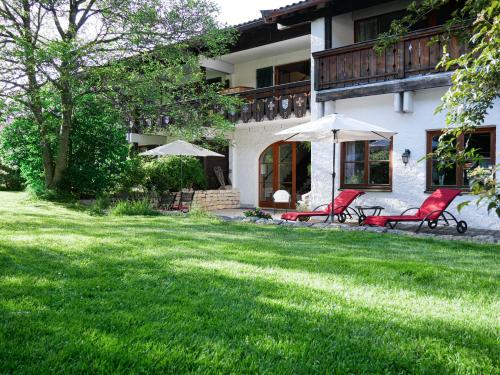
[259,142,296,208]
[259,141,311,209]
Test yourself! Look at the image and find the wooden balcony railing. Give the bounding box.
[223,80,310,123]
[313,26,467,91]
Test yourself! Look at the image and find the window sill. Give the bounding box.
[424,188,471,194]
[339,187,392,193]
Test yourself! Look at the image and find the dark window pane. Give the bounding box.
[356,18,378,42]
[206,77,222,85]
[369,162,390,184]
[431,160,456,186]
[345,141,365,162]
[369,139,390,161]
[344,163,365,184]
[378,11,405,34]
[277,60,310,84]
[466,133,491,158]
[256,66,273,88]
[260,147,274,200]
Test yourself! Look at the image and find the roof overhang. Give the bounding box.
[261,0,330,24]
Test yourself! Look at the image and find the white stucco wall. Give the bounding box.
[352,0,411,20]
[310,88,500,230]
[231,116,311,207]
[230,49,310,88]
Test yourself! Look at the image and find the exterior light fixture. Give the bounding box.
[402,149,411,165]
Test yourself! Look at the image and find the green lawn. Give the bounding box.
[0,192,498,374]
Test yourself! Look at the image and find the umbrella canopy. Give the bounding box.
[275,114,396,142]
[275,114,397,222]
[140,140,224,157]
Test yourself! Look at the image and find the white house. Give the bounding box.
[130,0,499,230]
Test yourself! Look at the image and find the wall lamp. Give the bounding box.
[402,149,411,166]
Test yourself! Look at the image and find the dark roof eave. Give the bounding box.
[260,0,330,24]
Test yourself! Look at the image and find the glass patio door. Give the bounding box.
[259,142,296,208]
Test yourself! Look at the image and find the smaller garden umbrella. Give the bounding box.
[140,140,224,190]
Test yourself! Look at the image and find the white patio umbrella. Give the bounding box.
[275,114,397,222]
[140,140,224,191]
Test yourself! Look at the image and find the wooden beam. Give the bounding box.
[315,72,453,102]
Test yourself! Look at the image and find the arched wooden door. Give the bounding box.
[259,142,296,209]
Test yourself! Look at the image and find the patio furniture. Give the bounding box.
[275,114,396,222]
[172,191,195,213]
[159,192,177,210]
[273,190,291,213]
[363,188,467,233]
[281,189,364,223]
[214,166,227,190]
[356,205,384,225]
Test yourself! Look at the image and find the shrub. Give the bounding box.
[115,155,147,193]
[188,203,216,219]
[144,156,206,192]
[89,196,112,216]
[109,199,159,216]
[243,207,272,220]
[0,162,24,191]
[0,92,129,198]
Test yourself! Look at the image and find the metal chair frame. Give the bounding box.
[311,204,361,223]
[384,207,468,233]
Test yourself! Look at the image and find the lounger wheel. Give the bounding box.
[428,220,438,229]
[456,221,467,234]
[358,214,366,225]
[337,213,347,223]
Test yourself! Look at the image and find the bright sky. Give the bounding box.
[214,0,295,26]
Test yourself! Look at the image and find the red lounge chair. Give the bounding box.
[281,189,365,223]
[363,188,467,233]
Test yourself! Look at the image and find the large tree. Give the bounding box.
[379,0,500,216]
[0,0,235,191]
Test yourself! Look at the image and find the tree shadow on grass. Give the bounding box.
[0,243,497,374]
[1,213,498,303]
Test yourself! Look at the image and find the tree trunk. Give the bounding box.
[21,0,55,188]
[51,78,73,188]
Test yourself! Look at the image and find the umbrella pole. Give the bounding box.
[180,155,183,192]
[331,130,337,223]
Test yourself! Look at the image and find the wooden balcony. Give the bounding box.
[223,80,310,123]
[313,26,467,98]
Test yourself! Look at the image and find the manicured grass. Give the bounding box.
[0,192,498,374]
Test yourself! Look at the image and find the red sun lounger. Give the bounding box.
[281,189,365,223]
[363,188,467,233]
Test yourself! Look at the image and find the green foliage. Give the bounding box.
[188,203,217,220]
[89,196,112,217]
[144,156,206,192]
[0,0,238,190]
[60,94,130,198]
[243,207,272,220]
[457,165,500,217]
[110,199,159,216]
[0,116,49,195]
[116,156,147,193]
[0,162,24,191]
[0,92,129,198]
[378,0,500,217]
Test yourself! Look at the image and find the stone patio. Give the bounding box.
[210,208,500,244]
